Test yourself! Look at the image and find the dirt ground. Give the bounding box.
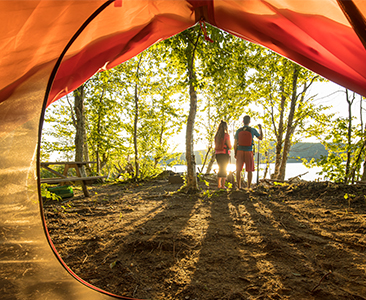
[43,174,366,300]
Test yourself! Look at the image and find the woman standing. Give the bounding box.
[214,120,232,189]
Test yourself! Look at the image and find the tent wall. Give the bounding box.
[0,80,128,299]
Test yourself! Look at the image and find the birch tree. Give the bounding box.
[247,50,329,180]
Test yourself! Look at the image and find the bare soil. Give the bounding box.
[43,175,366,300]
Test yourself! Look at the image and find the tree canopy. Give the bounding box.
[42,25,366,185]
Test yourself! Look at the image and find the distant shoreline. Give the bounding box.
[170,142,327,165]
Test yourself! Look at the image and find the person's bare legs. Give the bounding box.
[236,169,242,189]
[247,171,253,190]
[218,177,222,188]
[218,177,227,189]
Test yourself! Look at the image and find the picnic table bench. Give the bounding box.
[40,161,106,197]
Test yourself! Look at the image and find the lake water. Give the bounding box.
[167,163,324,182]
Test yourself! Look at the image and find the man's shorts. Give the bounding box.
[236,150,255,172]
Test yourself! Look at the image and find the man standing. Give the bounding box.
[234,115,263,190]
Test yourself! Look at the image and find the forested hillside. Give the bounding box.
[286,142,328,162]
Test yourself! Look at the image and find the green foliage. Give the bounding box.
[42,25,358,184]
[310,153,345,182]
[243,48,331,179]
[40,164,72,178]
[344,193,356,200]
[197,173,210,187]
[344,193,356,207]
[85,69,128,171]
[42,98,76,160]
[201,189,213,198]
[273,182,289,186]
[42,42,186,180]
[41,184,61,202]
[303,116,365,183]
[196,26,253,155]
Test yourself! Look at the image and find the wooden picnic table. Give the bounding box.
[40,161,106,197]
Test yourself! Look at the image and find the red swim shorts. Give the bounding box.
[236,150,255,172]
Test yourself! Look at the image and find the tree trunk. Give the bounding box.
[344,89,354,183]
[132,54,143,180]
[263,151,270,179]
[278,65,300,180]
[360,95,364,136]
[198,146,212,173]
[83,130,91,175]
[205,150,216,175]
[272,77,286,179]
[362,122,366,181]
[73,85,86,176]
[186,81,198,191]
[362,155,366,181]
[96,149,100,174]
[133,83,139,180]
[96,91,104,175]
[278,127,294,181]
[184,30,200,192]
[359,96,365,181]
[154,112,165,169]
[351,139,366,183]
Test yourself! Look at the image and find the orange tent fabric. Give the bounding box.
[1,1,366,299]
[1,0,366,135]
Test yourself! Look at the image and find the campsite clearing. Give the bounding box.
[44,177,366,300]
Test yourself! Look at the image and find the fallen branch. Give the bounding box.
[288,171,308,181]
[311,270,332,293]
[260,178,286,183]
[133,285,138,298]
[82,253,88,264]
